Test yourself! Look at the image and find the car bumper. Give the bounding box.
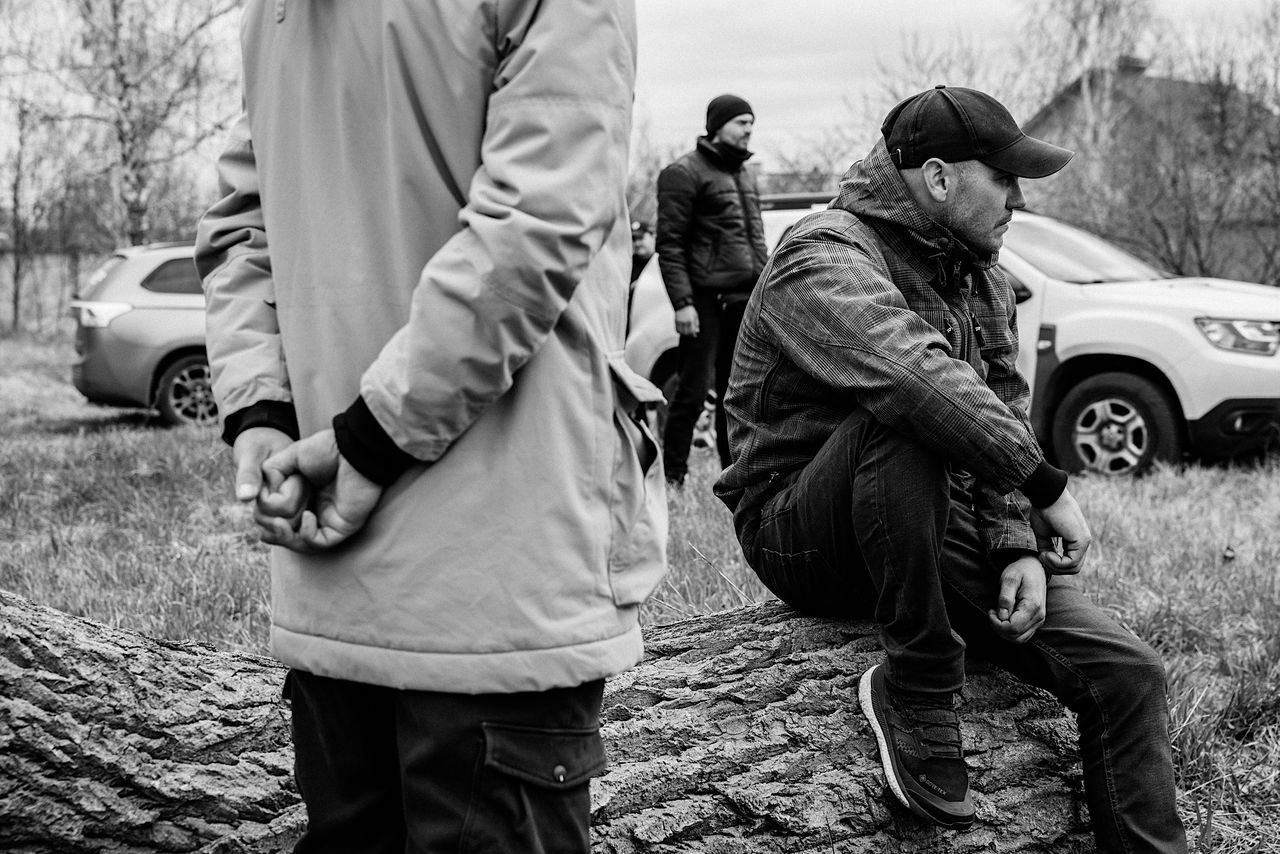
[72,326,158,408]
[1185,398,1280,460]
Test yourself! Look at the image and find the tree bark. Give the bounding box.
[0,591,1092,853]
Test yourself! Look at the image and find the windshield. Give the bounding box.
[1005,217,1168,284]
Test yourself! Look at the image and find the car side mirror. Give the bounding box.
[1003,267,1033,304]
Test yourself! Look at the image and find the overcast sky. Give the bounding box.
[633,0,1265,166]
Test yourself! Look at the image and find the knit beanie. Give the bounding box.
[706,94,753,136]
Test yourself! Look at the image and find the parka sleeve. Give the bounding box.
[338,0,637,483]
[195,113,297,445]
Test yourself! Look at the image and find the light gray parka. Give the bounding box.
[196,0,667,693]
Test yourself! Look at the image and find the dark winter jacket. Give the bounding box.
[656,137,768,309]
[715,138,1067,563]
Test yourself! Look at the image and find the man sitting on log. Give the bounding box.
[715,85,1188,852]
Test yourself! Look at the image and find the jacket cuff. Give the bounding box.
[221,400,299,447]
[989,548,1039,570]
[1020,459,1069,508]
[670,296,695,311]
[333,396,417,487]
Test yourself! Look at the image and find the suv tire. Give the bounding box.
[155,354,218,427]
[1051,372,1184,476]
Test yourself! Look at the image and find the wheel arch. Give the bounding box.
[1039,355,1187,465]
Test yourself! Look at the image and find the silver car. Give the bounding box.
[70,243,215,426]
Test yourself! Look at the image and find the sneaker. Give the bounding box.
[858,663,975,829]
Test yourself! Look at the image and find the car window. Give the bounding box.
[1005,217,1168,284]
[79,255,126,300]
[141,258,203,294]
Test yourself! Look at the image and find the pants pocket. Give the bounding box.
[756,545,851,616]
[460,723,607,854]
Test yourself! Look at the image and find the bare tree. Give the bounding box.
[627,115,682,228]
[1031,1,1280,283]
[12,0,241,246]
[760,125,855,195]
[5,99,34,333]
[1022,0,1156,150]
[871,30,1037,114]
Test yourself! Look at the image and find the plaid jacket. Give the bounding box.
[715,139,1057,561]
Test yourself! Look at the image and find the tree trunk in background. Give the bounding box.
[0,591,1092,853]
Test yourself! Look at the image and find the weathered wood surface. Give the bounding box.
[0,591,1093,852]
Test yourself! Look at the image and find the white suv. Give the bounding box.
[624,194,1280,475]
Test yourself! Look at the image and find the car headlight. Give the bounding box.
[69,300,133,328]
[1195,317,1279,356]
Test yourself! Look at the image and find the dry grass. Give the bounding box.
[2,334,1277,851]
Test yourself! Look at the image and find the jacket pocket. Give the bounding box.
[977,309,1018,381]
[605,354,669,606]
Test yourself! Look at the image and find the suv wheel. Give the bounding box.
[155,355,218,427]
[1051,372,1184,476]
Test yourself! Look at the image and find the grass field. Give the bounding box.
[1,334,1277,851]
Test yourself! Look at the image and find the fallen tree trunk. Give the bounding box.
[0,591,1092,852]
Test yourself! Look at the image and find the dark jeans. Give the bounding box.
[741,409,1188,853]
[285,670,606,854]
[662,291,746,478]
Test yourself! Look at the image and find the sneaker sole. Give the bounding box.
[858,665,975,830]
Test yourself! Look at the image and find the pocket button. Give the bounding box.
[552,764,567,783]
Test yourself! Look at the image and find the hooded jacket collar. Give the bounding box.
[833,138,994,291]
[697,135,753,172]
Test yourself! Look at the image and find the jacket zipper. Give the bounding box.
[947,265,984,366]
[948,299,971,364]
[733,172,758,274]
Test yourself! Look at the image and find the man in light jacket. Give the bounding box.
[196,1,666,850]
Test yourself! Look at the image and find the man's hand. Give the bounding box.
[257,429,384,553]
[674,305,700,337]
[1030,487,1092,574]
[232,425,304,508]
[988,556,1047,643]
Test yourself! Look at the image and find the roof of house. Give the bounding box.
[1023,58,1276,140]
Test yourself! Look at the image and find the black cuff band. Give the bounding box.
[1021,459,1069,508]
[221,400,299,447]
[989,548,1039,570]
[333,396,417,487]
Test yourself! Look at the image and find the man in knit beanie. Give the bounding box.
[655,94,768,486]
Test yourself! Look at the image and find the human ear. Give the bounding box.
[920,158,949,203]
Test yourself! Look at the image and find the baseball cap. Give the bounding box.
[882,85,1073,178]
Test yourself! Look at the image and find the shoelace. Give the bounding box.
[893,696,964,759]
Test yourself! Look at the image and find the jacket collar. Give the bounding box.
[833,139,994,290]
[696,135,754,172]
